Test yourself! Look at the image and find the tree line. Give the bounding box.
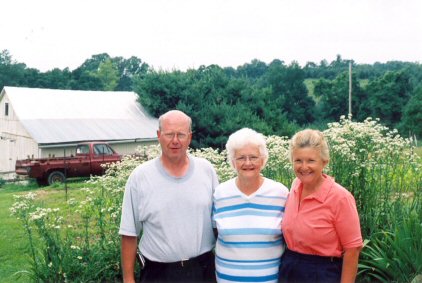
[1,50,421,148]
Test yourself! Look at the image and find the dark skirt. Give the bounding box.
[279,249,343,283]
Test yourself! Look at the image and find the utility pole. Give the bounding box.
[349,61,352,116]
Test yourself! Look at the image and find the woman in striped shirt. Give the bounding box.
[213,128,289,283]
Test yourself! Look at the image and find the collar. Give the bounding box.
[292,174,334,203]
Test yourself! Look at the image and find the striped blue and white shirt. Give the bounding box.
[213,177,289,283]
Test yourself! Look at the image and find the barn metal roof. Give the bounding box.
[2,86,158,145]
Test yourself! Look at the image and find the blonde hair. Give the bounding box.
[289,129,330,162]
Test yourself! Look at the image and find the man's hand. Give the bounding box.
[121,235,138,283]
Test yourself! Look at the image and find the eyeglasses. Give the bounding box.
[162,132,190,141]
[235,155,261,163]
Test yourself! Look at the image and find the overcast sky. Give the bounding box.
[1,0,421,72]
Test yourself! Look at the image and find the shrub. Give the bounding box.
[324,116,422,237]
[0,177,6,187]
[358,211,422,282]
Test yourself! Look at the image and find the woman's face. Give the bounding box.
[233,144,264,179]
[292,147,328,187]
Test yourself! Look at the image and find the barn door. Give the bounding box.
[0,139,14,173]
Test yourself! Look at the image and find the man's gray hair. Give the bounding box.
[158,110,192,132]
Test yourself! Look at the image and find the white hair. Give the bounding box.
[225,128,269,170]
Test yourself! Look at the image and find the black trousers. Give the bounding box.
[279,249,343,283]
[139,251,216,283]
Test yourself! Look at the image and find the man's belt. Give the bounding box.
[144,250,214,268]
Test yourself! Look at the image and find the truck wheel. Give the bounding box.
[48,171,65,185]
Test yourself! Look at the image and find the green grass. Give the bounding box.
[0,180,92,282]
[415,147,422,158]
[0,186,33,282]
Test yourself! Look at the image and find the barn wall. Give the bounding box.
[0,94,39,174]
[39,145,80,158]
[110,140,158,156]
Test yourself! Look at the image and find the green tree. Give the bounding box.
[36,68,72,89]
[70,53,112,90]
[0,50,27,89]
[94,59,119,91]
[114,56,149,91]
[265,60,315,125]
[134,65,286,148]
[70,68,103,90]
[314,71,366,122]
[134,69,189,117]
[399,85,422,138]
[236,59,268,80]
[77,53,111,73]
[365,71,412,128]
[0,49,13,65]
[70,53,147,91]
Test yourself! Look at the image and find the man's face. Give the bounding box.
[157,114,192,162]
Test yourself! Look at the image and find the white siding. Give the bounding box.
[110,140,158,155]
[39,146,80,158]
[0,94,39,173]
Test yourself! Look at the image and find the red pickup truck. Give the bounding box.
[15,142,121,186]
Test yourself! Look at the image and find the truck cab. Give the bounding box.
[74,142,120,176]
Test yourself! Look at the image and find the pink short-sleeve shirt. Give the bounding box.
[281,174,363,257]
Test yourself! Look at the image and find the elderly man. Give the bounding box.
[119,110,219,283]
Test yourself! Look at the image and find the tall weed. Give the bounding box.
[324,116,421,237]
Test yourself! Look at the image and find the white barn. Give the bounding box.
[0,86,159,176]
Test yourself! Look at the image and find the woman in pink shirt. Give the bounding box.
[279,129,362,283]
